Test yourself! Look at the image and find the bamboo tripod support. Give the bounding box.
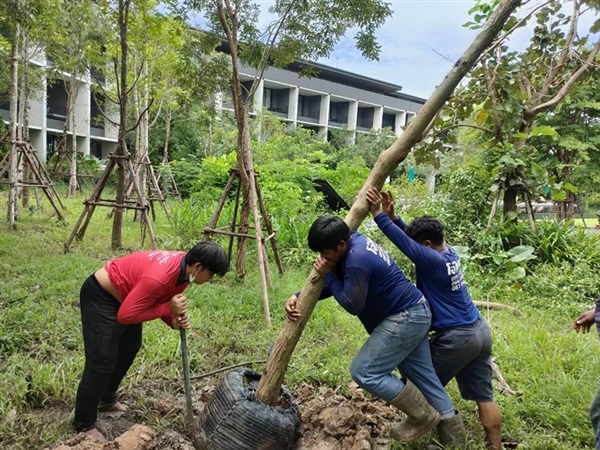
[124,154,171,222]
[156,163,180,198]
[203,168,284,326]
[49,144,97,190]
[487,187,536,231]
[64,152,158,251]
[0,140,66,222]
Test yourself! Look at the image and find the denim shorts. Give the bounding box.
[429,316,494,402]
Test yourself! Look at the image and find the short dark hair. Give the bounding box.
[185,241,229,276]
[405,215,444,246]
[307,215,350,252]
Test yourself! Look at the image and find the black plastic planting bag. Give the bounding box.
[196,368,300,450]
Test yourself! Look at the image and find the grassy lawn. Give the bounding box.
[0,187,599,449]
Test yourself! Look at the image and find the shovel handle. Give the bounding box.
[180,328,194,425]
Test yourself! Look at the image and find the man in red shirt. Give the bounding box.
[73,241,228,440]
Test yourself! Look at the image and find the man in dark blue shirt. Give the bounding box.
[367,187,501,450]
[285,215,463,443]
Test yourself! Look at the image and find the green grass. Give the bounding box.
[0,186,599,449]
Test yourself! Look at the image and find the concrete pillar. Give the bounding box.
[395,111,406,137]
[348,100,358,131]
[288,87,299,125]
[373,106,383,131]
[253,79,264,114]
[75,75,91,155]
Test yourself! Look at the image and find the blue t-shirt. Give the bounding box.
[374,213,479,331]
[318,231,423,334]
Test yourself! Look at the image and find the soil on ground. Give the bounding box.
[45,379,401,450]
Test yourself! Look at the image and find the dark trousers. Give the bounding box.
[73,274,142,432]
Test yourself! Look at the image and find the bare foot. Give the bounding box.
[84,427,106,441]
[99,401,128,412]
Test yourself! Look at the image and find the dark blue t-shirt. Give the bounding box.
[318,231,423,334]
[374,213,479,330]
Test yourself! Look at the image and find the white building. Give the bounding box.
[0,50,118,163]
[220,57,425,139]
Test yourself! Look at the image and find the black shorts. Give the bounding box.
[430,316,494,402]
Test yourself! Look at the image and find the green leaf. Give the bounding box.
[510,266,526,279]
[453,246,471,259]
[475,109,489,124]
[530,125,557,137]
[508,245,536,262]
[564,183,578,194]
[553,191,567,201]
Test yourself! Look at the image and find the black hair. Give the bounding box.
[185,241,229,277]
[307,215,350,252]
[405,215,445,246]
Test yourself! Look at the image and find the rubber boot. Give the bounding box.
[437,411,468,448]
[389,381,441,442]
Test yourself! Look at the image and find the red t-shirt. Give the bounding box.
[105,250,189,326]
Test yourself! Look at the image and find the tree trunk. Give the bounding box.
[19,25,30,208]
[68,77,80,197]
[111,0,131,250]
[162,107,171,165]
[255,0,523,405]
[502,185,518,217]
[8,23,20,230]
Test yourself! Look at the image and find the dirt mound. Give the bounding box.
[50,424,155,450]
[294,382,397,450]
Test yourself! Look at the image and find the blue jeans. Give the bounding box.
[350,300,454,415]
[591,383,600,450]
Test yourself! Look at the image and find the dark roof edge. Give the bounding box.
[215,40,427,105]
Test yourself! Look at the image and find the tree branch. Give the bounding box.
[127,97,155,133]
[248,0,301,99]
[90,91,120,127]
[149,97,164,129]
[535,0,580,104]
[527,38,600,116]
[431,123,495,138]
[478,0,551,63]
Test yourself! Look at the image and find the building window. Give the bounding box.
[298,95,320,120]
[382,113,396,131]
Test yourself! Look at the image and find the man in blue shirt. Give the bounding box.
[285,215,464,443]
[367,187,501,450]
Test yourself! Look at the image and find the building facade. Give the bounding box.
[2,51,425,163]
[0,51,118,163]
[219,60,426,139]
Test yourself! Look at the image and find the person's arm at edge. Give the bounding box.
[373,212,431,266]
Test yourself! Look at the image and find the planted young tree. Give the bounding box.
[65,0,159,250]
[46,0,102,197]
[433,0,600,224]
[185,0,392,276]
[1,0,63,228]
[127,14,228,203]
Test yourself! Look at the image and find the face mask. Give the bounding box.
[189,267,199,283]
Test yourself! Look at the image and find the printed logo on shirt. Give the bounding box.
[148,251,176,265]
[365,238,391,266]
[446,260,465,291]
